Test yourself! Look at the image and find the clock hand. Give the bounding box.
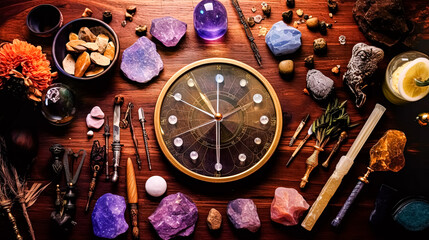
[223,102,254,119]
[170,95,215,118]
[214,120,222,172]
[174,119,216,137]
[190,72,217,115]
[216,75,220,113]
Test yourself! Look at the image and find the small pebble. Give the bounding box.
[121,20,127,27]
[254,15,263,23]
[309,15,313,18]
[126,5,137,15]
[286,0,295,8]
[304,14,309,20]
[145,176,167,197]
[300,19,305,23]
[293,21,299,28]
[296,9,304,17]
[331,65,340,75]
[327,23,333,29]
[82,8,93,18]
[251,7,257,13]
[103,11,112,23]
[319,21,327,34]
[135,25,147,36]
[247,16,255,27]
[304,55,314,68]
[90,106,105,119]
[313,38,327,55]
[207,208,222,230]
[261,2,271,17]
[279,60,294,75]
[282,11,293,23]
[258,27,268,36]
[306,17,319,29]
[125,12,133,22]
[329,13,333,18]
[339,35,346,45]
[87,130,94,137]
[328,0,338,13]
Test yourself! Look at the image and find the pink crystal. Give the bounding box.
[90,106,104,119]
[227,199,261,232]
[86,114,104,129]
[150,17,187,47]
[270,187,309,226]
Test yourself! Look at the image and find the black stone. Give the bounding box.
[282,11,293,23]
[304,55,314,69]
[103,11,112,23]
[319,21,327,34]
[286,0,295,8]
[303,14,309,20]
[328,0,338,13]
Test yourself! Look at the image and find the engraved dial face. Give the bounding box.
[155,59,282,182]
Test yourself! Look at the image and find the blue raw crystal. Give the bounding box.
[120,37,164,83]
[227,198,261,232]
[265,21,302,56]
[148,192,198,240]
[92,193,128,239]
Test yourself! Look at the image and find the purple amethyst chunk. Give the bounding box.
[120,37,163,83]
[148,192,198,240]
[92,193,128,239]
[227,198,261,232]
[150,16,187,47]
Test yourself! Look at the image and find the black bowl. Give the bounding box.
[27,4,63,37]
[52,18,120,80]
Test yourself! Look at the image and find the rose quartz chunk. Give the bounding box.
[90,106,105,119]
[86,114,104,129]
[270,187,309,226]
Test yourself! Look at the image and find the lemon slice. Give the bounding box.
[398,58,429,101]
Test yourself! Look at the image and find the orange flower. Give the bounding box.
[0,39,56,100]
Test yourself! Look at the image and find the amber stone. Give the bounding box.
[75,51,91,77]
[369,130,406,172]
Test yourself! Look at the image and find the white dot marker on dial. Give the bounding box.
[254,137,262,145]
[239,79,248,87]
[260,115,269,125]
[187,79,195,87]
[173,137,183,147]
[173,93,182,101]
[215,74,224,83]
[168,115,177,125]
[253,93,263,103]
[190,151,198,160]
[238,153,247,162]
[215,162,222,171]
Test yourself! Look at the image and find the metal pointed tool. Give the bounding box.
[289,113,310,146]
[138,107,152,170]
[286,123,313,167]
[103,117,110,181]
[128,102,142,170]
[85,140,105,212]
[112,95,124,183]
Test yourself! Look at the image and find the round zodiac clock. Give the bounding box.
[154,58,282,182]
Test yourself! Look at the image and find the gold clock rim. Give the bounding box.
[154,58,283,183]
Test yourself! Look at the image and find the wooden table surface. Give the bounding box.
[1,0,429,239]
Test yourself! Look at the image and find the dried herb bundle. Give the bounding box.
[300,99,357,188]
[0,137,49,240]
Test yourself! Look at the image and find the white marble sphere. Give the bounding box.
[145,176,167,197]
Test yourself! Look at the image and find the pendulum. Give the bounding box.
[193,0,228,40]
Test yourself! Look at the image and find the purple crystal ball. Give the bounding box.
[193,0,228,40]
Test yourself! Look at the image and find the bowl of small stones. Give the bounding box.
[52,17,119,80]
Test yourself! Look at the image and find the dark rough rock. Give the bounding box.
[353,0,409,47]
[343,43,384,108]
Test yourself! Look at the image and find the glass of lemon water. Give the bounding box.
[383,51,429,104]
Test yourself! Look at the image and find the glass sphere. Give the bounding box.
[41,83,76,126]
[193,0,228,40]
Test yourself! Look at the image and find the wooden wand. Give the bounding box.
[126,158,139,239]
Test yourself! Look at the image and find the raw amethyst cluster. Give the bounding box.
[148,192,198,240]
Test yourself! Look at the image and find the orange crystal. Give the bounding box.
[369,130,406,172]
